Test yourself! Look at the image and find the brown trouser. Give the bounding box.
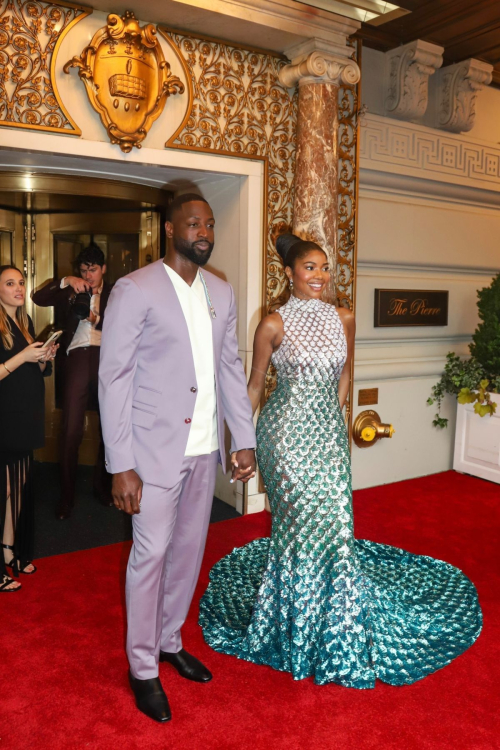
[60,346,110,507]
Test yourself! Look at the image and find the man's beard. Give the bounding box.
[173,236,214,267]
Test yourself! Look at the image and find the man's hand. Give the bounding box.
[112,469,143,515]
[230,449,256,484]
[65,275,91,294]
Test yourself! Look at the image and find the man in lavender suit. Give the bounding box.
[98,194,256,723]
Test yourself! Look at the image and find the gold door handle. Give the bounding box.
[353,410,395,448]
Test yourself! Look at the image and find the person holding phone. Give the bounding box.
[0,265,58,592]
[32,243,113,519]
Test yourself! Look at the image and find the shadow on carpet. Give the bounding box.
[33,461,239,558]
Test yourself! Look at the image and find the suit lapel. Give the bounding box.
[200,271,224,354]
[157,260,192,343]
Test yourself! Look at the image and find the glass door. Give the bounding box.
[0,174,170,465]
[35,213,162,464]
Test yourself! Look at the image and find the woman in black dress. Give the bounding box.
[0,265,57,592]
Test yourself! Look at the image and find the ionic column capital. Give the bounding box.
[279,38,360,88]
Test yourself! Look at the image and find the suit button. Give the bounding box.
[190,387,197,393]
[185,418,192,424]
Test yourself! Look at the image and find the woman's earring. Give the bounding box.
[289,279,294,289]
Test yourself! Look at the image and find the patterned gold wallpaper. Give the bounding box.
[0,0,89,134]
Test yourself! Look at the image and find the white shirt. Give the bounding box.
[164,264,218,456]
[61,278,102,353]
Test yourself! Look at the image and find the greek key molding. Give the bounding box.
[360,113,500,192]
[434,58,493,134]
[385,39,443,122]
[0,0,90,134]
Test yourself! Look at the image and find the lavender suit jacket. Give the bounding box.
[98,259,256,489]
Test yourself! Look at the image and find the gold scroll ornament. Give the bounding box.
[64,10,184,152]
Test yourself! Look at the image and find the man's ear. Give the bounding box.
[101,264,107,275]
[165,220,173,239]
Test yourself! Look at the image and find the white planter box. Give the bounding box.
[453,393,500,484]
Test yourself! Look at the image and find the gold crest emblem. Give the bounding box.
[64,11,184,153]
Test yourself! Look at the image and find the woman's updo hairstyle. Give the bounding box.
[276,233,326,269]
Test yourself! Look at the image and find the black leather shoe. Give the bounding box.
[128,672,171,723]
[159,649,212,683]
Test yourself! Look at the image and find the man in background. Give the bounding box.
[32,243,112,519]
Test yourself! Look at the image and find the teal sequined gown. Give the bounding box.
[200,295,482,687]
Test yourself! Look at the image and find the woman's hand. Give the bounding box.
[21,342,47,363]
[230,450,256,484]
[40,343,59,362]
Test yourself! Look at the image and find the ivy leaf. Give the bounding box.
[458,388,477,404]
[474,402,495,417]
[427,397,434,405]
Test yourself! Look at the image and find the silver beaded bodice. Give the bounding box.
[271,295,347,386]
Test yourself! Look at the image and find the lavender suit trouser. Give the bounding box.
[126,450,219,680]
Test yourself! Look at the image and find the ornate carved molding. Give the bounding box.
[360,113,500,193]
[64,11,184,153]
[435,58,493,134]
[385,39,443,122]
[279,38,360,88]
[337,81,358,312]
[0,0,90,135]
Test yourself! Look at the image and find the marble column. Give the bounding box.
[279,40,360,301]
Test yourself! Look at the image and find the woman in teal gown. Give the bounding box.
[200,234,482,688]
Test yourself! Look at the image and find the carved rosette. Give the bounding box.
[64,11,184,152]
[385,39,443,122]
[437,58,493,133]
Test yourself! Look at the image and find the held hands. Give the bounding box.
[66,276,91,294]
[112,469,143,515]
[230,449,256,484]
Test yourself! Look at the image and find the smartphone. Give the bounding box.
[41,330,63,349]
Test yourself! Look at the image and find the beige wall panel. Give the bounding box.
[357,194,500,270]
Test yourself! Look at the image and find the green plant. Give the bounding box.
[470,272,500,377]
[428,273,500,428]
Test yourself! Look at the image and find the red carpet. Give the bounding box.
[2,471,499,750]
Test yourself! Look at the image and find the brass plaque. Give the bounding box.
[358,388,379,406]
[64,11,184,152]
[374,289,449,327]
